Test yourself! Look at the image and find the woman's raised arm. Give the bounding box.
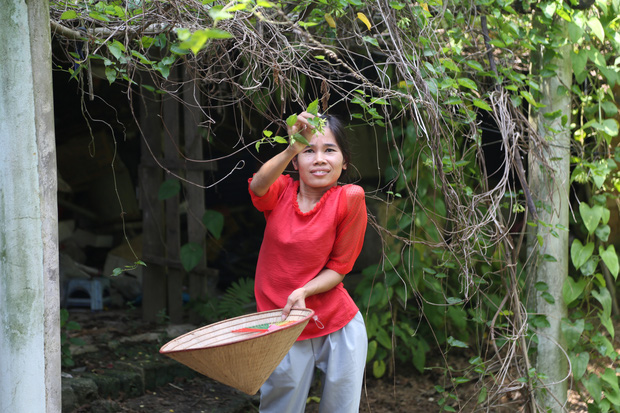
[249,111,315,196]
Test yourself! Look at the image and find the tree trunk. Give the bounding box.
[0,0,60,411]
[527,18,572,412]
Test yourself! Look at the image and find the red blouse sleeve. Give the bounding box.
[326,185,367,275]
[248,174,291,212]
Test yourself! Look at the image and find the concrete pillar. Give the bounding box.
[527,19,572,412]
[0,0,60,412]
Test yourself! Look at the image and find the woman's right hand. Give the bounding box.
[249,111,317,196]
[287,111,316,153]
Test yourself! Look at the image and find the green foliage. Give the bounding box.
[60,309,85,367]
[158,179,181,201]
[180,242,203,272]
[111,260,146,277]
[178,208,226,272]
[356,123,474,379]
[203,209,225,240]
[190,278,256,323]
[564,196,620,411]
[256,99,324,151]
[156,179,226,273]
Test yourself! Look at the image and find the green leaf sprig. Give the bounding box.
[256,99,327,151]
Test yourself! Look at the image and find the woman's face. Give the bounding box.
[293,127,346,192]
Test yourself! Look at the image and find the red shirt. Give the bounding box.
[249,175,367,340]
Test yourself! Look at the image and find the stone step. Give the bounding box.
[61,359,196,412]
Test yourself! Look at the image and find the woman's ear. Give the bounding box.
[342,162,347,170]
[292,156,299,170]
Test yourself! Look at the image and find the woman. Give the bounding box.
[248,111,368,413]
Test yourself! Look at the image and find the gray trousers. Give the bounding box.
[259,312,367,413]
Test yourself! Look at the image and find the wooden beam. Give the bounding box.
[138,74,167,323]
[163,67,184,324]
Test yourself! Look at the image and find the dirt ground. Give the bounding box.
[65,308,590,413]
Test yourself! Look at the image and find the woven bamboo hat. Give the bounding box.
[159,308,314,395]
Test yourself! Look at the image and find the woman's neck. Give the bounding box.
[297,182,335,212]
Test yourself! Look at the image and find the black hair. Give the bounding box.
[321,114,351,180]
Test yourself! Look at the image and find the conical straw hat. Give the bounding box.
[159,308,314,395]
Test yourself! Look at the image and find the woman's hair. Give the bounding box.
[321,114,351,180]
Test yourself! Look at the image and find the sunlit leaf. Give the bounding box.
[587,17,605,43]
[593,119,618,137]
[447,336,468,348]
[61,10,78,20]
[362,36,379,47]
[107,40,126,61]
[571,239,594,270]
[440,58,459,72]
[583,374,602,404]
[579,203,603,234]
[465,60,484,72]
[373,359,386,378]
[89,11,110,21]
[595,225,610,242]
[457,77,477,90]
[176,28,191,41]
[389,1,407,10]
[587,48,606,67]
[298,21,319,28]
[599,245,619,278]
[541,1,556,18]
[357,12,372,30]
[571,50,587,77]
[556,7,571,21]
[209,7,233,21]
[204,28,233,39]
[568,21,584,43]
[226,3,247,12]
[592,287,612,319]
[131,50,153,65]
[569,352,589,380]
[520,90,545,108]
[473,98,492,111]
[285,114,298,128]
[601,368,620,395]
[324,13,336,28]
[306,99,319,115]
[561,318,584,349]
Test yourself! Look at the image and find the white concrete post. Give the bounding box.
[527,19,572,412]
[0,0,61,412]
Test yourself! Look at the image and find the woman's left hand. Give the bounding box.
[281,288,307,320]
[280,269,345,320]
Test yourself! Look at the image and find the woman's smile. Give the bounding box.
[310,169,330,176]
